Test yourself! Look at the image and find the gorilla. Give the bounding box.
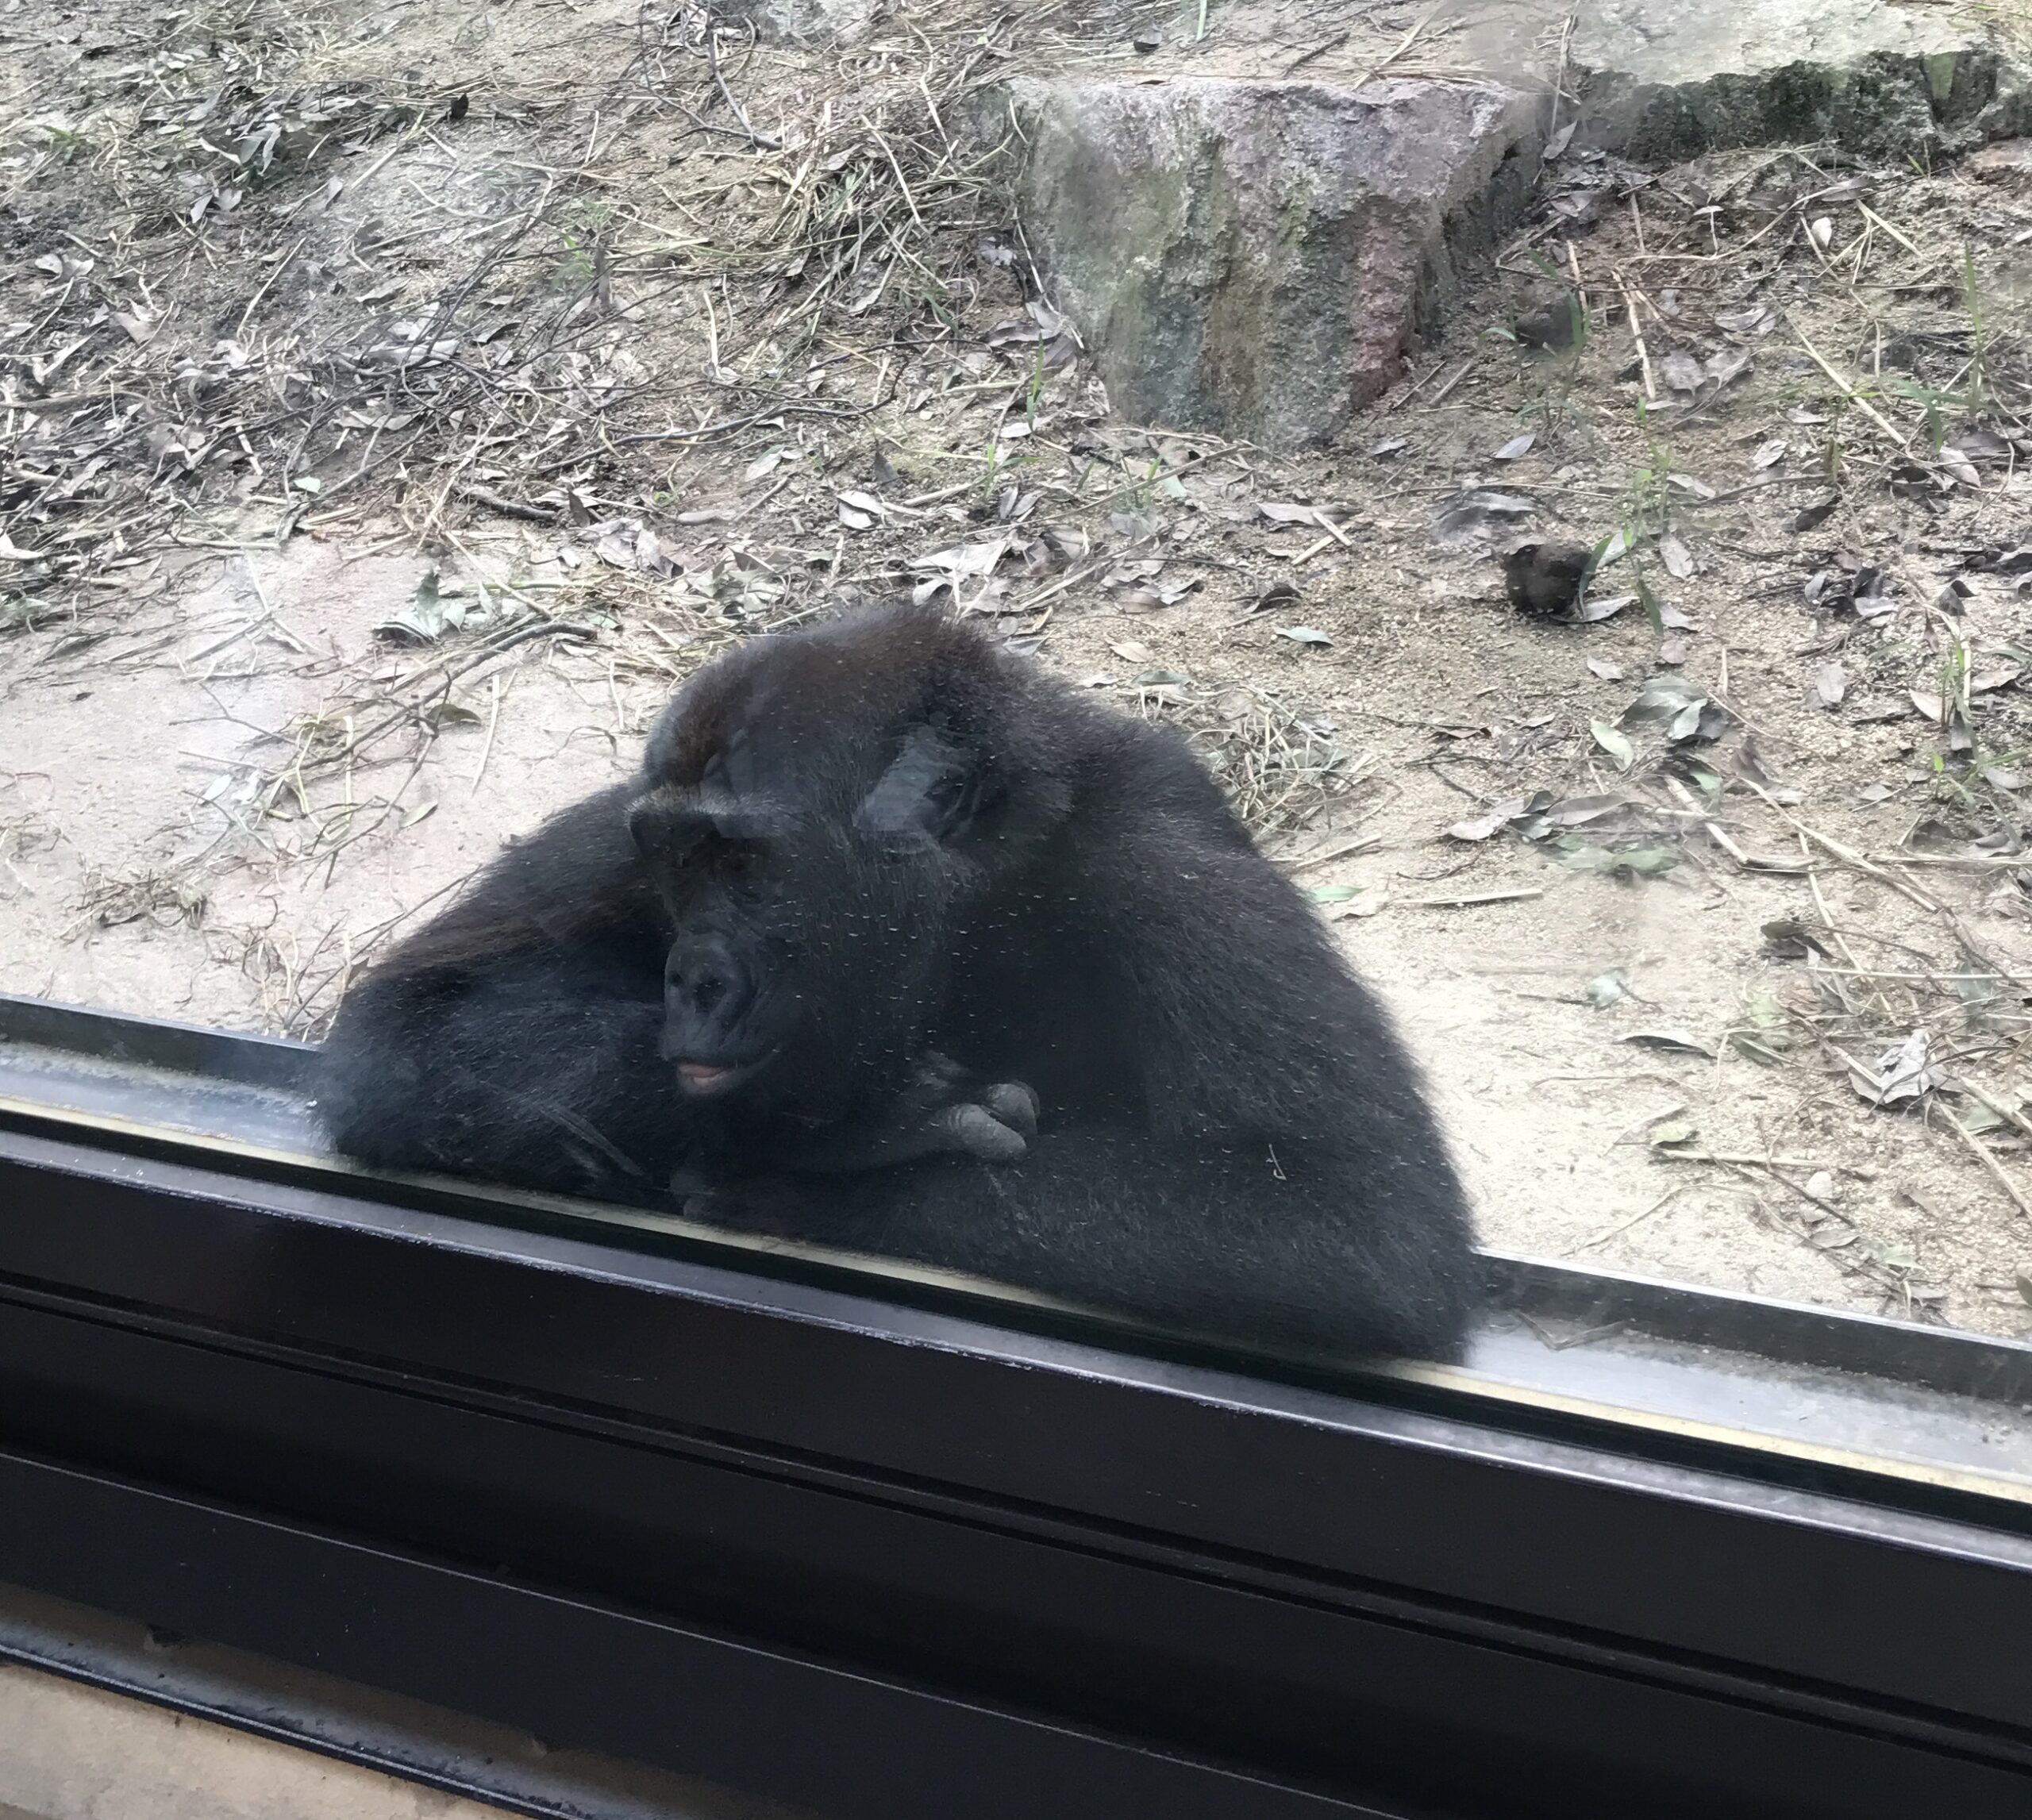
[318,603,1476,1360]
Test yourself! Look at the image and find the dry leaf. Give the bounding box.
[1590,720,1635,771]
[1713,304,1775,335]
[1937,443,1981,487]
[1576,593,1636,623]
[1659,351,1703,394]
[1703,348,1754,387]
[911,536,1010,579]
[1618,1030,1717,1058]
[1847,1030,1945,1107]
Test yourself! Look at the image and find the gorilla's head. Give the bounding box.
[627,606,1071,1119]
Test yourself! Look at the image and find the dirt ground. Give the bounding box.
[9,0,2032,1338]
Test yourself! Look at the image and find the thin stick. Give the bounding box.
[1870,852,2032,871]
[1805,841,1897,1019]
[1784,311,1910,450]
[1856,202,1923,259]
[1345,0,1445,90]
[735,473,793,520]
[1653,1149,1827,1170]
[469,673,503,797]
[1614,269,1657,402]
[460,483,560,523]
[1572,1188,1683,1254]
[1405,887,1543,907]
[705,25,779,150]
[1963,1082,2032,1146]
[1283,835,1383,875]
[1664,775,1752,865]
[1549,11,1576,143]
[1004,558,1104,616]
[1427,360,1474,403]
[868,126,924,229]
[899,479,977,510]
[235,230,310,337]
[1734,776,1940,910]
[1947,1110,2032,1221]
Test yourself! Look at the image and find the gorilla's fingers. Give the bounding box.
[914,1050,968,1092]
[979,1081,1039,1137]
[936,1102,1028,1163]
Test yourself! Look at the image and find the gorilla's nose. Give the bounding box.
[664,941,754,1036]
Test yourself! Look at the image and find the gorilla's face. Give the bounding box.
[628,792,806,1099]
[627,721,986,1115]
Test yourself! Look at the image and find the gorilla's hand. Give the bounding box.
[677,1058,1038,1229]
[895,1050,1038,1165]
[769,1051,1040,1177]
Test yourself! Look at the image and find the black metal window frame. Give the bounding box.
[1,999,2030,1818]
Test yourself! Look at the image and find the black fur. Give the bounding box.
[318,604,1477,1360]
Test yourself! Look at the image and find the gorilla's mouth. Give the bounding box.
[672,1051,777,1097]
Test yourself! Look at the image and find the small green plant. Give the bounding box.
[1118,454,1163,512]
[548,198,614,291]
[1823,394,1850,483]
[1024,340,1047,431]
[1940,635,1972,727]
[1882,376,1956,450]
[22,116,93,164]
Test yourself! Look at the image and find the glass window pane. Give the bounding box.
[8,0,2032,1506]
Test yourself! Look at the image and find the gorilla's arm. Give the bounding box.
[316,785,681,1202]
[718,731,1478,1362]
[733,1124,1472,1360]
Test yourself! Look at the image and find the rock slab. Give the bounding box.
[1006,75,1538,450]
[1559,0,2002,157]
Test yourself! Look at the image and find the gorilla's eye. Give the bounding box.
[716,841,760,879]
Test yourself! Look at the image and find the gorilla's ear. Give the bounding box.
[856,725,994,845]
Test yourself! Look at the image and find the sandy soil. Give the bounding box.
[8,0,2032,1337]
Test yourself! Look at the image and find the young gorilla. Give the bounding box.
[318,604,1477,1360]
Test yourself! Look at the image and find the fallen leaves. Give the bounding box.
[1846,1031,1947,1109]
[837,488,886,530]
[1588,720,1635,771]
[374,568,464,641]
